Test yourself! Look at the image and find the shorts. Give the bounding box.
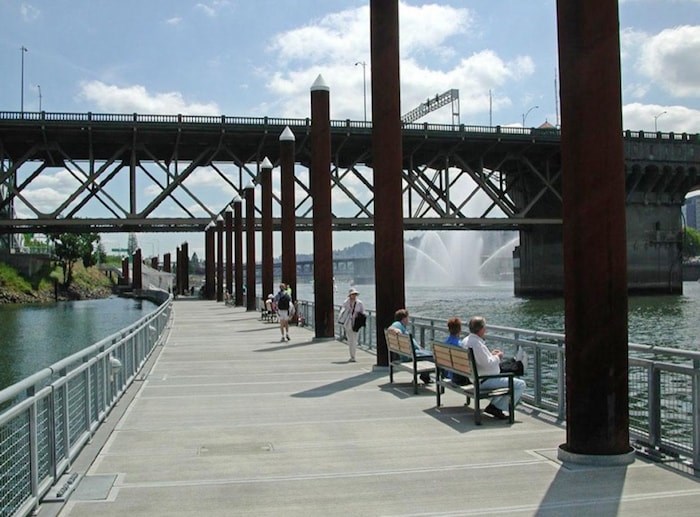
[278,309,289,321]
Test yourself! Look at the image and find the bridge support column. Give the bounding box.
[216,214,224,302]
[557,0,633,465]
[133,248,142,290]
[234,197,244,306]
[261,157,274,300]
[280,127,297,303]
[310,75,334,339]
[245,183,257,311]
[205,225,215,300]
[225,206,233,298]
[371,0,405,366]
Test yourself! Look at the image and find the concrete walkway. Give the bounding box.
[48,300,699,516]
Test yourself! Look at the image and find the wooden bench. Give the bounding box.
[432,342,515,424]
[384,328,435,394]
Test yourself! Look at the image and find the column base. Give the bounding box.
[558,444,635,467]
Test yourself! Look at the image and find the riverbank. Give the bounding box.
[0,262,114,304]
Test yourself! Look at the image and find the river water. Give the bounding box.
[1,281,698,391]
[0,296,157,391]
[298,280,700,351]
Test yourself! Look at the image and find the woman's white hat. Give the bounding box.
[348,287,360,295]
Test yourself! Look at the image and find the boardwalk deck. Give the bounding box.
[41,300,700,516]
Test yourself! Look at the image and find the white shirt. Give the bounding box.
[462,332,501,376]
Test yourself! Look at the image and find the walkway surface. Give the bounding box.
[44,300,699,516]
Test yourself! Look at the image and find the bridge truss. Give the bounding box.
[0,112,698,236]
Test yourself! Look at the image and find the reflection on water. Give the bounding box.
[0,296,156,390]
[299,280,700,351]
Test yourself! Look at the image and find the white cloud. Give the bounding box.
[263,2,530,122]
[20,3,40,22]
[195,1,230,18]
[78,81,221,115]
[623,102,700,132]
[638,25,700,97]
[165,17,182,26]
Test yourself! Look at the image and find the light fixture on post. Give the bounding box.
[653,111,667,133]
[354,60,367,122]
[522,105,539,128]
[20,46,28,116]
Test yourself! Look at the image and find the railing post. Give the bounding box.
[27,385,39,513]
[693,359,700,472]
[556,344,565,419]
[648,365,662,448]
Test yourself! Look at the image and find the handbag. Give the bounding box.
[499,358,524,376]
[337,308,348,325]
[352,312,367,332]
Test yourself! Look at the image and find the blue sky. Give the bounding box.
[1,0,699,257]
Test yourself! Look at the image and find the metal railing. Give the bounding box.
[296,300,700,476]
[1,110,698,143]
[0,293,172,517]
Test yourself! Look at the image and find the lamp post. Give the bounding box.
[37,84,42,112]
[654,111,667,132]
[355,60,367,122]
[522,105,539,128]
[20,46,28,116]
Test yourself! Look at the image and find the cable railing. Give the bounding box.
[296,300,700,477]
[0,292,172,517]
[1,111,697,143]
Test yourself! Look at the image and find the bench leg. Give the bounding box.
[474,399,482,425]
[413,371,418,394]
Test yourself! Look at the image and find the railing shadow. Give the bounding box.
[291,371,385,398]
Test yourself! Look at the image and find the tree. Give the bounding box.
[51,233,101,286]
[127,233,139,256]
[683,227,700,258]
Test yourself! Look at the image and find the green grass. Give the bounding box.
[0,262,34,293]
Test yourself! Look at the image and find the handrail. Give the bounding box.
[0,292,173,517]
[1,110,697,143]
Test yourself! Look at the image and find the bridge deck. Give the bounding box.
[41,300,700,516]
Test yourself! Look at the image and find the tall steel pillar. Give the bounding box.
[261,157,274,299]
[121,257,129,286]
[163,252,171,273]
[225,206,233,298]
[205,223,215,300]
[556,0,633,465]
[234,196,244,306]
[310,75,334,339]
[280,126,297,301]
[244,183,257,311]
[133,248,142,290]
[182,241,189,294]
[216,214,224,302]
[371,0,405,366]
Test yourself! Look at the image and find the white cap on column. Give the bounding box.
[280,126,295,142]
[311,74,329,92]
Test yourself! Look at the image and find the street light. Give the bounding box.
[37,84,42,112]
[20,46,28,116]
[654,111,667,132]
[522,105,539,128]
[354,61,367,122]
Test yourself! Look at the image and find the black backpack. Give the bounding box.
[277,293,290,310]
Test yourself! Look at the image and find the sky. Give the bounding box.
[1,0,699,258]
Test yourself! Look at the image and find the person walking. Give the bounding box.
[340,287,365,362]
[274,283,292,342]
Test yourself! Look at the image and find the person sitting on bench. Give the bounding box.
[462,316,526,420]
[388,308,432,384]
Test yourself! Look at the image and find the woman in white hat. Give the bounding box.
[340,287,365,362]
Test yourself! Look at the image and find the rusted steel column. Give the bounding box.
[216,214,224,302]
[280,126,297,302]
[150,256,158,270]
[225,206,233,298]
[176,246,182,295]
[310,75,335,339]
[121,257,129,285]
[261,157,274,299]
[244,183,257,311]
[371,0,405,366]
[205,223,215,300]
[556,0,632,464]
[234,196,244,306]
[182,241,189,293]
[163,252,171,273]
[133,248,142,290]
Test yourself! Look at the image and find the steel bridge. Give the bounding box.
[1,110,696,236]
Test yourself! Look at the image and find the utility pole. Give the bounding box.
[20,46,28,116]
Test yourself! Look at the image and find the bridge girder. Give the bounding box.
[0,112,698,235]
